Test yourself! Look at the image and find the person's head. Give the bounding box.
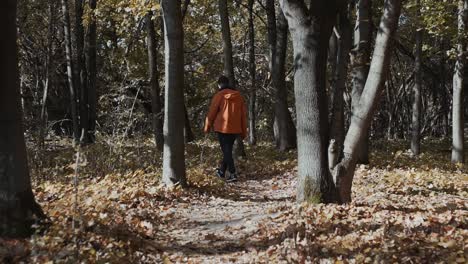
[217,75,230,90]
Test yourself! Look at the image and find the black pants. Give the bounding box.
[218,133,237,175]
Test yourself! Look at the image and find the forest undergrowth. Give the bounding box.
[0,137,467,263]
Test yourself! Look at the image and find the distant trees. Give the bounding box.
[0,0,44,236]
[411,0,423,157]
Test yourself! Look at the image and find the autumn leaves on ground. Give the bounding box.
[0,138,466,263]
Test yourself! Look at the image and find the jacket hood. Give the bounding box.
[220,89,241,100]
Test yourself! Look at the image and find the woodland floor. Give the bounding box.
[0,137,467,263]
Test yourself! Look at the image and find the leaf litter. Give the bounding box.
[0,138,466,263]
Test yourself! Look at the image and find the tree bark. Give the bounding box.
[218,0,236,86]
[161,0,187,186]
[333,0,401,203]
[61,0,80,143]
[146,11,164,151]
[350,0,372,164]
[86,0,97,143]
[268,1,297,151]
[75,0,89,143]
[329,10,352,169]
[452,0,467,163]
[39,2,56,148]
[280,0,339,203]
[411,0,423,156]
[248,0,257,145]
[0,0,45,237]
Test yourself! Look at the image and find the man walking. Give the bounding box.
[204,76,247,182]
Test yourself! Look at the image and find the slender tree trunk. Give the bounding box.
[411,0,423,156]
[329,11,352,169]
[75,0,89,143]
[248,0,257,145]
[350,0,372,164]
[39,2,56,148]
[86,0,97,143]
[333,0,401,203]
[452,0,467,163]
[218,0,236,86]
[184,105,195,143]
[280,0,339,203]
[218,0,246,157]
[61,0,80,143]
[269,3,297,151]
[161,0,187,186]
[0,0,45,237]
[146,11,164,151]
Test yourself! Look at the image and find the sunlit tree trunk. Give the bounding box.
[161,0,187,186]
[333,0,401,203]
[452,0,467,163]
[280,0,339,203]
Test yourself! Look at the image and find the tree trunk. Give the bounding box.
[350,0,372,164]
[333,0,401,203]
[85,0,97,143]
[39,2,56,149]
[61,0,80,143]
[248,0,257,145]
[0,0,45,237]
[184,105,195,143]
[329,11,352,169]
[161,0,187,186]
[411,0,423,156]
[269,2,297,151]
[75,0,89,143]
[452,0,467,163]
[280,0,338,203]
[218,0,236,86]
[146,11,164,152]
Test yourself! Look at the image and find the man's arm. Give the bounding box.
[204,93,220,133]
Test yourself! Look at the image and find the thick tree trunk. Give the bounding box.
[0,0,45,237]
[146,11,164,152]
[333,0,401,203]
[350,0,372,164]
[61,0,80,143]
[452,0,467,163]
[218,0,236,86]
[411,1,423,156]
[269,5,297,151]
[280,0,338,203]
[248,0,257,145]
[329,11,352,168]
[85,0,97,143]
[161,0,187,186]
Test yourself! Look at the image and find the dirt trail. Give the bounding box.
[157,171,297,263]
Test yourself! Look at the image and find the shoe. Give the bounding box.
[216,168,225,179]
[226,172,238,182]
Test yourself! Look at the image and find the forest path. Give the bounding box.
[156,169,297,263]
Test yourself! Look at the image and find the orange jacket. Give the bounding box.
[204,88,248,138]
